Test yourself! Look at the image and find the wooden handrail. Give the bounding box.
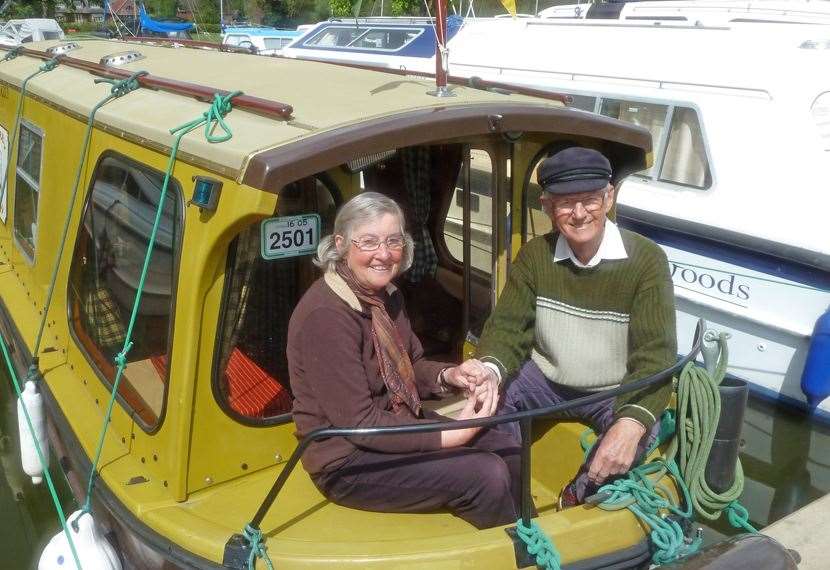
[0,45,293,119]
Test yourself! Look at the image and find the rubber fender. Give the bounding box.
[705,376,748,494]
[39,510,122,570]
[666,533,799,569]
[18,380,49,484]
[801,308,830,409]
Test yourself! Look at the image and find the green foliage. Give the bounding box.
[389,0,422,17]
[329,0,352,18]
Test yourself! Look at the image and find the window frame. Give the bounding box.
[65,150,185,434]
[211,172,341,427]
[301,25,425,53]
[559,89,715,191]
[12,119,44,263]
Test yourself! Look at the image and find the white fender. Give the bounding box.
[17,379,49,484]
[39,510,122,570]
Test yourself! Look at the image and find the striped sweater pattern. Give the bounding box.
[477,230,677,428]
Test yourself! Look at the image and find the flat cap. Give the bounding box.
[538,147,612,195]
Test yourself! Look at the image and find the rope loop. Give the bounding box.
[170,90,243,143]
[39,57,60,72]
[95,70,148,98]
[114,341,134,369]
[515,519,561,570]
[3,46,24,61]
[725,501,759,533]
[242,524,274,570]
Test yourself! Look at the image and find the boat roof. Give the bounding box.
[0,39,650,192]
[223,27,301,37]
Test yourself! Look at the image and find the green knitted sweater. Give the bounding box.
[477,229,677,428]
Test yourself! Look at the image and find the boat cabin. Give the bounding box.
[0,37,694,569]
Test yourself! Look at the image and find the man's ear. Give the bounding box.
[539,193,553,216]
[604,184,616,214]
[334,234,345,251]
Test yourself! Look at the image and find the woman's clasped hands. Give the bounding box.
[439,359,500,448]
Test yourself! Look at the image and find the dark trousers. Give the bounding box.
[314,425,523,529]
[498,360,659,502]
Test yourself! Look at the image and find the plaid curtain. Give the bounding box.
[402,147,437,283]
[218,226,258,376]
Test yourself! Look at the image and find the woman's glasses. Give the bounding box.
[351,235,406,252]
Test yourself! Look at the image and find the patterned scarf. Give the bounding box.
[336,262,421,416]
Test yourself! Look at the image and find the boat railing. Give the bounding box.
[224,319,705,566]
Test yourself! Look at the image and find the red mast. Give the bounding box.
[429,0,454,97]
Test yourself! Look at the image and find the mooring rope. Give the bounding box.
[1,57,61,235]
[81,90,244,515]
[29,71,148,370]
[0,333,82,570]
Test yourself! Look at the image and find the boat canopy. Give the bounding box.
[138,4,193,33]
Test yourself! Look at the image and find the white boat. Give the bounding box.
[0,19,63,47]
[538,0,830,26]
[282,9,830,419]
[447,17,830,419]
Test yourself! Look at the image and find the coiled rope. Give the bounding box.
[596,334,756,565]
[515,519,561,570]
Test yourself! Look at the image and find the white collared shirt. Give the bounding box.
[553,219,628,268]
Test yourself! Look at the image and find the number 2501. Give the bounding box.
[269,227,314,250]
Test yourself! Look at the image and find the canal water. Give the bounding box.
[1,363,829,567]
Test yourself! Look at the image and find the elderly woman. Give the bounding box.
[287,192,523,529]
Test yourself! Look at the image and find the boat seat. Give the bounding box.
[151,348,292,418]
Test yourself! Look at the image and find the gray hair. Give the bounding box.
[314,192,414,273]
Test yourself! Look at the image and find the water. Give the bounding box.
[0,364,77,570]
[2,362,829,567]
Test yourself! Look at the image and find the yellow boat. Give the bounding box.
[0,37,699,568]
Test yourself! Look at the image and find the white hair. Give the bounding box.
[314,192,414,273]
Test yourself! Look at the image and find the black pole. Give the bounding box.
[233,320,704,548]
[519,417,533,527]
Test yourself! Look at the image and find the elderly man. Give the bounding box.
[472,146,677,506]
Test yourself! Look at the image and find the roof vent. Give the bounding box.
[46,42,80,56]
[99,51,145,67]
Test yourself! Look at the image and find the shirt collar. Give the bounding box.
[553,220,627,268]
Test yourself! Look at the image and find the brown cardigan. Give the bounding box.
[287,271,447,476]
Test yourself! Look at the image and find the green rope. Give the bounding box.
[81,89,243,514]
[515,519,561,570]
[1,58,61,226]
[595,334,756,564]
[2,46,24,61]
[30,71,148,365]
[0,334,82,570]
[243,524,274,570]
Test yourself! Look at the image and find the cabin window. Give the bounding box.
[442,149,495,276]
[67,153,182,430]
[524,153,553,242]
[600,99,668,177]
[13,121,43,260]
[263,37,292,50]
[348,29,423,51]
[224,34,248,46]
[303,27,363,48]
[214,176,338,423]
[564,94,597,113]
[659,107,712,189]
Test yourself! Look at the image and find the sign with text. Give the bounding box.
[261,214,321,260]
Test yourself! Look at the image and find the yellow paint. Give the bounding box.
[0,47,661,568]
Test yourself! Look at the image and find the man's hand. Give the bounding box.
[442,359,491,392]
[440,377,499,448]
[587,419,646,484]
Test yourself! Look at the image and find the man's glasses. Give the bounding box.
[551,192,607,215]
[351,235,406,252]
